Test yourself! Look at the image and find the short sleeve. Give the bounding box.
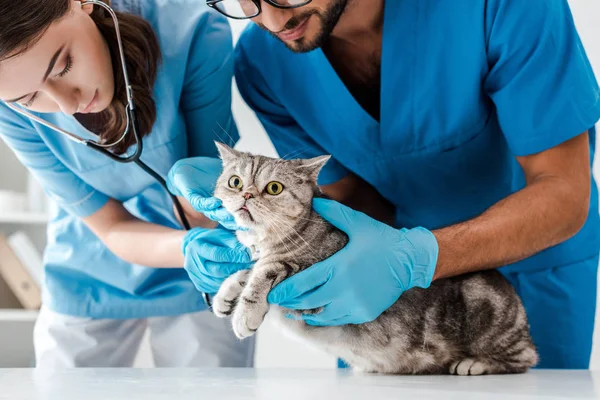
[0,104,109,217]
[484,0,600,156]
[180,10,239,158]
[234,39,348,185]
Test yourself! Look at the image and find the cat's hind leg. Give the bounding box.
[449,343,538,376]
[449,359,490,376]
[453,273,539,375]
[213,270,251,318]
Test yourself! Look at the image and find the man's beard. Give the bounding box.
[258,0,349,53]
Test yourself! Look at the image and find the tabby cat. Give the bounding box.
[211,142,538,375]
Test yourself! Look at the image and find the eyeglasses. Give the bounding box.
[207,0,312,20]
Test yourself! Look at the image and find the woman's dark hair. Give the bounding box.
[0,0,161,154]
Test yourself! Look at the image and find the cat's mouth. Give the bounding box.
[237,205,255,222]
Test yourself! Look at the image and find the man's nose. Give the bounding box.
[45,81,80,115]
[255,1,293,32]
[243,192,254,200]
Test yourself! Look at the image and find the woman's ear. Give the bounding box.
[76,0,94,15]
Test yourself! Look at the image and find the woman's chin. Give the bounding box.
[95,92,113,113]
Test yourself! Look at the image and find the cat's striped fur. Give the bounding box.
[212,143,538,375]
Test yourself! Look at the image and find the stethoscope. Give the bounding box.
[3,0,213,309]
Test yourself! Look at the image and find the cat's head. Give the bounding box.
[213,142,330,232]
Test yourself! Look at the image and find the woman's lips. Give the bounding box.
[80,89,98,114]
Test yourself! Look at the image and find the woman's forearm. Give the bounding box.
[83,198,188,268]
[104,220,186,268]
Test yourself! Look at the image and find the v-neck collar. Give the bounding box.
[308,1,392,127]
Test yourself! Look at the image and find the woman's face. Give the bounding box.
[0,1,114,115]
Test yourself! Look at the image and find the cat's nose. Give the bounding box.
[243,192,254,200]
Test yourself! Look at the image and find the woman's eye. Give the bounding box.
[22,93,38,108]
[266,181,284,195]
[228,175,243,189]
[57,54,73,78]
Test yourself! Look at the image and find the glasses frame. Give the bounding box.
[206,0,313,20]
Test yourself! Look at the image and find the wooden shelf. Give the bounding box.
[0,309,39,322]
[0,213,48,224]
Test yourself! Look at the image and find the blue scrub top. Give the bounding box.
[0,0,237,318]
[235,0,600,274]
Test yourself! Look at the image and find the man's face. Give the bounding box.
[252,0,349,53]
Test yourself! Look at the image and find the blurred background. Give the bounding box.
[0,0,598,369]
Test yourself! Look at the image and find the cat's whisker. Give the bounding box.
[266,211,313,239]
[253,205,309,253]
[280,149,300,160]
[266,210,314,241]
[260,202,329,226]
[216,121,236,145]
[260,208,317,255]
[286,148,313,160]
[291,216,328,225]
[257,212,297,256]
[280,147,309,160]
[212,128,226,145]
[264,215,305,251]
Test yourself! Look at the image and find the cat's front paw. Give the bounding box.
[212,292,237,318]
[232,302,269,339]
[212,270,249,318]
[302,307,324,316]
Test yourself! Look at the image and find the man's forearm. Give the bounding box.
[432,174,589,280]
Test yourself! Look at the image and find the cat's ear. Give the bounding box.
[297,155,331,182]
[215,141,242,164]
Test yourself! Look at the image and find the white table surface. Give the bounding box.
[0,368,598,400]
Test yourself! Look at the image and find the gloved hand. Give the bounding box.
[267,198,439,326]
[183,227,253,294]
[167,157,238,230]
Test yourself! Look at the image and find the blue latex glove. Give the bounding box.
[267,198,439,326]
[167,157,239,230]
[182,227,254,294]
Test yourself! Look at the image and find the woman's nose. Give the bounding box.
[255,2,293,32]
[45,81,80,115]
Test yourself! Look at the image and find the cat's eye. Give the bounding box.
[266,181,284,195]
[228,175,243,189]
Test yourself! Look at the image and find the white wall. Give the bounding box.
[570,0,600,78]
[229,20,274,157]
